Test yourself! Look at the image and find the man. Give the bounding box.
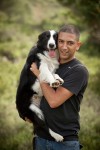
[28,24,89,150]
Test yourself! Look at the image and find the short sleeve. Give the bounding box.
[62,66,89,95]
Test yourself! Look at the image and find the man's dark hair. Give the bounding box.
[58,24,80,41]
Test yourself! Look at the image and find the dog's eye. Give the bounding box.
[53,34,57,39]
[46,34,50,38]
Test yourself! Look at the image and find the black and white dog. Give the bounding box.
[16,30,64,142]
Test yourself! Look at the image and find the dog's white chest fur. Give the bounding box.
[31,51,60,96]
[38,51,59,73]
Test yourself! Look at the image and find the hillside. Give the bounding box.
[0,0,100,150]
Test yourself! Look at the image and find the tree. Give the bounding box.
[57,0,100,55]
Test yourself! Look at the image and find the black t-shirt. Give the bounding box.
[35,58,89,140]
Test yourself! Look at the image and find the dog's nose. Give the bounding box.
[49,44,55,49]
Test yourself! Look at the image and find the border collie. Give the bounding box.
[16,30,64,142]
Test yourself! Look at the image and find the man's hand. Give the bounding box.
[25,117,32,123]
[30,63,40,78]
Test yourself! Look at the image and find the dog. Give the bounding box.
[16,30,64,142]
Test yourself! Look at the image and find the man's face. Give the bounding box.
[58,32,81,63]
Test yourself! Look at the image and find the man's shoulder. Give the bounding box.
[71,59,88,74]
[63,59,89,82]
[69,62,89,84]
[75,63,88,75]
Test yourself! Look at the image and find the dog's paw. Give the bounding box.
[49,129,64,142]
[54,134,64,142]
[50,80,60,88]
[50,78,64,88]
[54,74,64,86]
[56,78,64,85]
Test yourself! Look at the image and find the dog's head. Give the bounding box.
[37,30,58,58]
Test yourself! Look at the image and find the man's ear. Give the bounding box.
[76,42,82,51]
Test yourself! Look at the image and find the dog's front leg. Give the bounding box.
[39,62,60,88]
[39,62,55,84]
[54,74,64,85]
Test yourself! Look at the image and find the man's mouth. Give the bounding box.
[60,50,69,55]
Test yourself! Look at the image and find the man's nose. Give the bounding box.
[62,43,68,49]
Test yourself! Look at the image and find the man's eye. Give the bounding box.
[59,40,63,43]
[67,41,74,45]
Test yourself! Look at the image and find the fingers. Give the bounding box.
[30,63,37,71]
[30,63,40,77]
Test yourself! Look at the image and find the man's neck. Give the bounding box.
[60,57,76,64]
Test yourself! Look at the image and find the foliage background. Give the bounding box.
[0,0,100,150]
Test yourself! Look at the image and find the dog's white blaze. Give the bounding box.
[47,30,56,49]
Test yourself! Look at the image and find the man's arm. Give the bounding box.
[30,63,73,108]
[40,82,73,108]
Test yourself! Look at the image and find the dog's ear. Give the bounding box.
[37,31,50,49]
[38,31,46,41]
[37,31,46,47]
